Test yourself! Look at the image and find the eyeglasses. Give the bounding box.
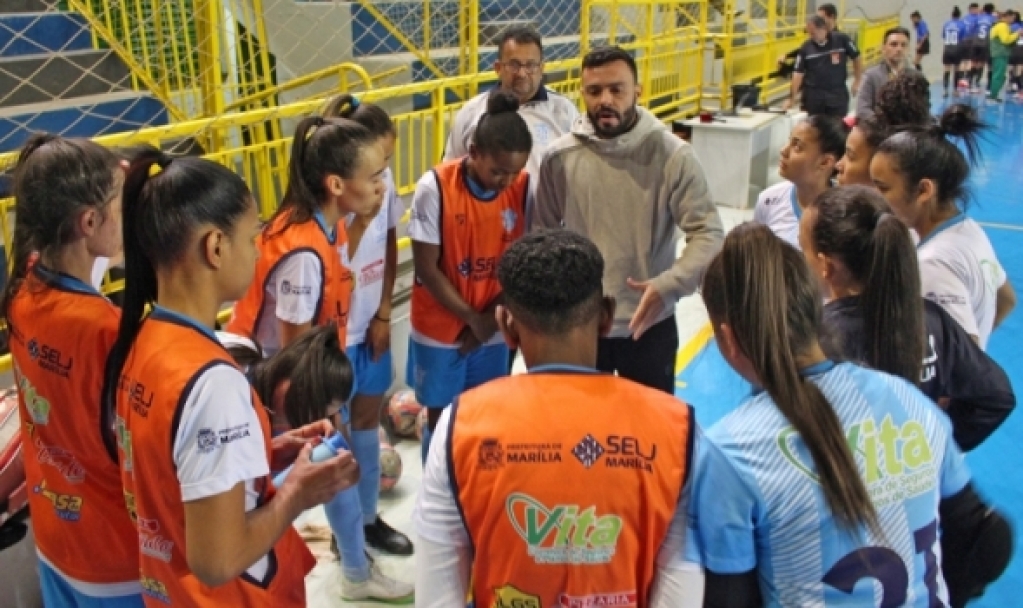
[503,61,542,74]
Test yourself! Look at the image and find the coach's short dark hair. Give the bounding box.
[497,230,605,334]
[884,26,912,43]
[818,3,838,18]
[498,26,543,59]
[582,46,638,82]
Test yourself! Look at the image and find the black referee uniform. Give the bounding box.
[793,32,861,117]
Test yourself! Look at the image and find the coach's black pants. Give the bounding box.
[802,88,849,118]
[597,316,678,394]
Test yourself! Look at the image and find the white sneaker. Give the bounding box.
[341,564,414,604]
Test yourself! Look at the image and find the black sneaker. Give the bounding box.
[364,516,414,556]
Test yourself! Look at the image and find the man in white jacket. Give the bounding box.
[533,46,724,394]
[444,25,578,194]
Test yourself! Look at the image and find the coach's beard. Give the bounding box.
[588,105,639,138]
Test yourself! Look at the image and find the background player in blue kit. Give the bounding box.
[910,11,930,72]
[962,4,982,90]
[683,224,1012,607]
[972,4,998,90]
[942,7,969,96]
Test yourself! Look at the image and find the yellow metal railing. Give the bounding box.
[0,5,902,373]
[73,0,278,123]
[224,63,377,113]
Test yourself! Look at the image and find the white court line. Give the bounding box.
[979,221,1023,232]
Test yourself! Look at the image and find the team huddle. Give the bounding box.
[2,23,1018,608]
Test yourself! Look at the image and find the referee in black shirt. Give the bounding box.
[784,15,864,117]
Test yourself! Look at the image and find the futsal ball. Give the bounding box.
[415,407,428,441]
[379,442,403,493]
[387,390,422,439]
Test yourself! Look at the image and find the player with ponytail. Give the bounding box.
[684,223,1010,607]
[871,104,1015,348]
[408,90,532,461]
[803,186,1015,451]
[227,114,387,356]
[103,150,358,606]
[2,134,140,606]
[321,95,414,557]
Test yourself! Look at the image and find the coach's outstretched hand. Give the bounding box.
[627,278,666,340]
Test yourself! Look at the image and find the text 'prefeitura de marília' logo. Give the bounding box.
[506,492,622,565]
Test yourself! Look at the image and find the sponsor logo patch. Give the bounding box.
[493,584,542,608]
[506,492,622,565]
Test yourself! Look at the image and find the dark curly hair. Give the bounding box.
[497,229,605,334]
[875,71,933,130]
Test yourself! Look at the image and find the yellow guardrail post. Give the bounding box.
[433,84,448,163]
[720,0,735,109]
[609,0,619,44]
[641,0,654,107]
[468,0,480,96]
[196,0,229,149]
[697,0,708,111]
[581,0,591,56]
[766,0,777,93]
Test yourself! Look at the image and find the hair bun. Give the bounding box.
[486,89,521,115]
[937,104,980,139]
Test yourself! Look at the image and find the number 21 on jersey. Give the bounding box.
[823,520,942,606]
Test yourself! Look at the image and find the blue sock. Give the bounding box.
[350,429,381,524]
[322,486,369,582]
[421,424,434,464]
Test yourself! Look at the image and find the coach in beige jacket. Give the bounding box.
[533,46,723,394]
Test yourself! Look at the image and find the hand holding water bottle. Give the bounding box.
[275,432,360,511]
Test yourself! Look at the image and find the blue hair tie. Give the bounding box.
[350,97,360,109]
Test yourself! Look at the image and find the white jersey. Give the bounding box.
[444,86,578,197]
[753,181,801,249]
[917,216,1006,349]
[175,328,270,581]
[345,168,405,346]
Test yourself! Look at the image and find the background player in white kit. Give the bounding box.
[444,25,577,198]
[323,95,415,558]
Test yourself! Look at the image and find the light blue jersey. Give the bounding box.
[685,362,971,607]
[943,19,966,46]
